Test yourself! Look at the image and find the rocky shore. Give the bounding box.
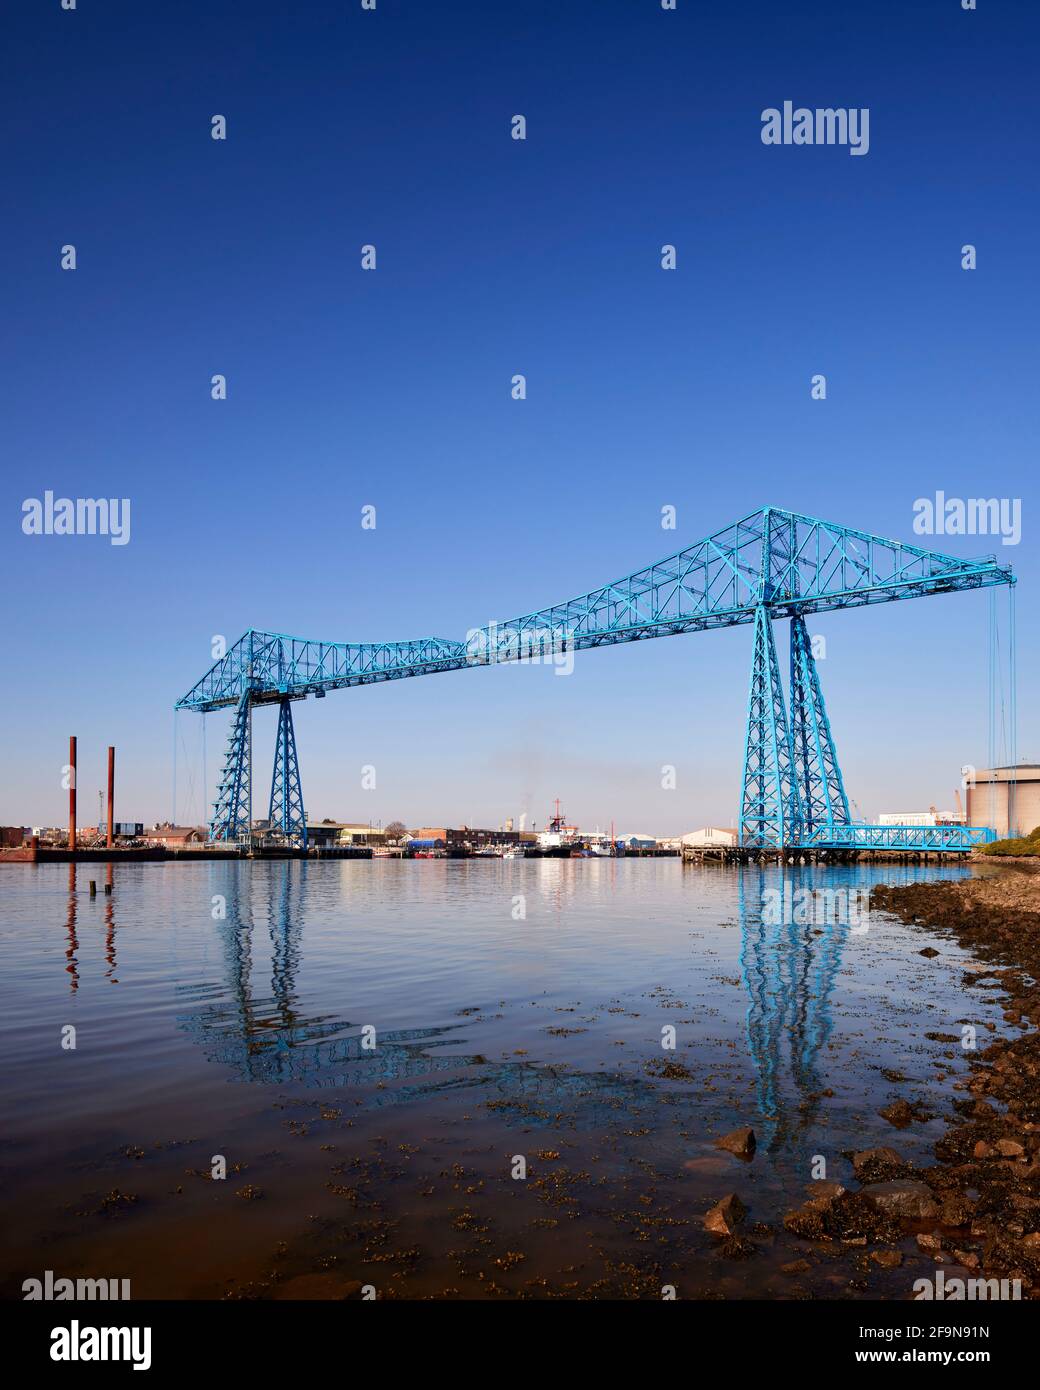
[698,870,1040,1297]
[697,872,1040,1295]
[815,870,1040,1294]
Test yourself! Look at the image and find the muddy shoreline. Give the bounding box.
[834,869,1040,1297]
[198,867,1040,1300]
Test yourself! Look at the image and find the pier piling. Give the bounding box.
[68,735,77,851]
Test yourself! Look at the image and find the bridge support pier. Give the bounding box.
[210,691,252,842]
[269,699,308,849]
[739,606,802,849]
[739,608,853,853]
[789,614,851,840]
[209,692,308,848]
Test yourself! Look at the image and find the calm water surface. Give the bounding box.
[0,858,1003,1299]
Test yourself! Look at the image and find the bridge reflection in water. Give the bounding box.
[180,863,653,1123]
[180,862,495,1091]
[737,867,852,1156]
[176,861,933,1152]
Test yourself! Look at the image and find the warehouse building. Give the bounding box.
[682,827,739,848]
[305,822,388,848]
[145,825,204,846]
[411,826,536,851]
[966,766,1040,839]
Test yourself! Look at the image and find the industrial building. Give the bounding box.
[305,822,389,848]
[619,833,658,850]
[682,827,739,848]
[411,826,537,852]
[966,766,1040,839]
[145,825,205,847]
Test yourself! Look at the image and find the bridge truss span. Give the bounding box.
[174,508,1014,853]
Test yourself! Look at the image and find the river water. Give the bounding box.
[0,857,1006,1300]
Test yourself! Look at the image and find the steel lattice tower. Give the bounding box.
[268,699,308,849]
[740,605,803,848]
[789,614,851,838]
[210,691,251,842]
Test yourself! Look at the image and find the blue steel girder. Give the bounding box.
[789,614,851,836]
[269,699,307,849]
[800,823,997,853]
[175,508,1014,712]
[740,605,803,849]
[178,631,468,713]
[210,691,251,842]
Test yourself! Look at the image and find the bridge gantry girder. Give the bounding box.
[177,508,1014,849]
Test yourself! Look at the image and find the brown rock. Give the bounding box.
[804,1180,846,1204]
[852,1147,905,1175]
[880,1100,915,1128]
[703,1192,746,1236]
[870,1249,903,1268]
[969,1100,998,1119]
[996,1138,1026,1158]
[719,1235,756,1260]
[917,1233,945,1253]
[781,1258,811,1275]
[784,1190,905,1245]
[1010,1195,1040,1213]
[858,1179,940,1221]
[919,947,940,958]
[713,1127,756,1159]
[783,1203,828,1240]
[939,1195,975,1227]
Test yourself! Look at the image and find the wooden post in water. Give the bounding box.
[68,736,77,853]
[106,746,115,849]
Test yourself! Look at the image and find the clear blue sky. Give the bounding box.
[2,0,1035,834]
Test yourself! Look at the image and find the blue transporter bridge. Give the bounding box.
[175,508,1014,856]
